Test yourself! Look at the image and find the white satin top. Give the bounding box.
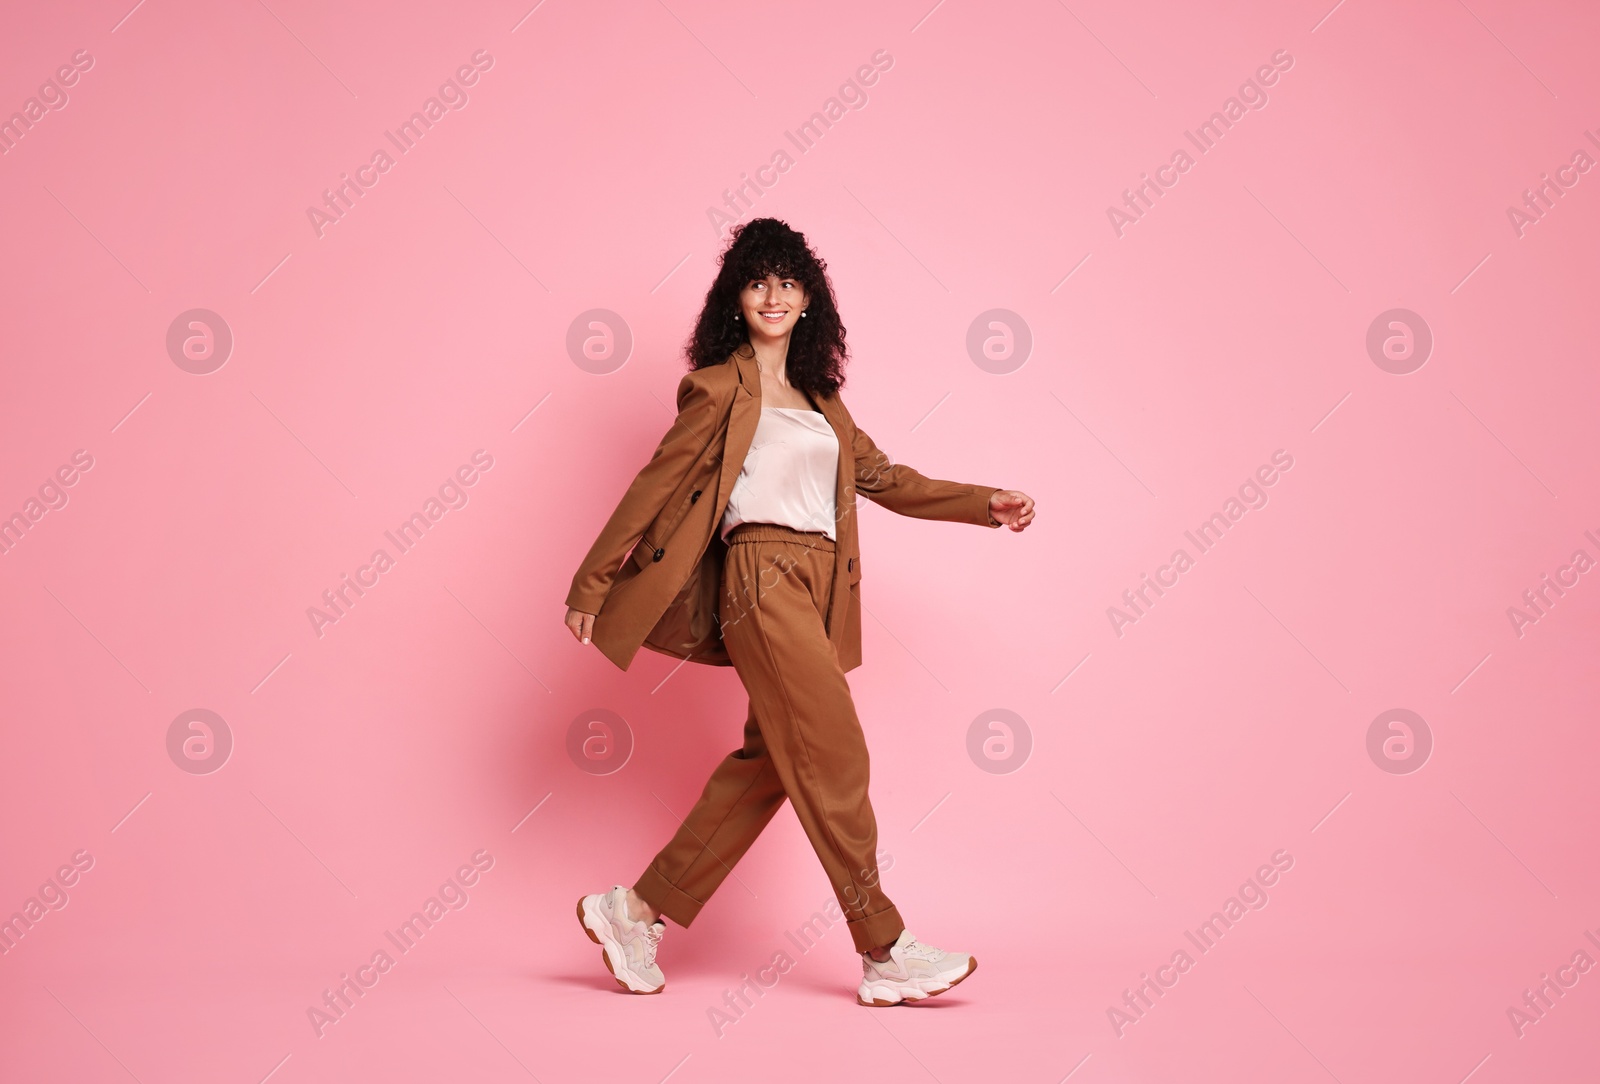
[719,407,840,541]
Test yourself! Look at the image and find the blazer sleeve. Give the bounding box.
[565,370,721,615]
[850,417,1003,528]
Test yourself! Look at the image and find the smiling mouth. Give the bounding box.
[758,311,787,322]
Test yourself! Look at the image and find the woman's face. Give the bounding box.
[739,274,810,343]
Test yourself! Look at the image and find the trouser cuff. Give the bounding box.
[633,861,707,927]
[846,905,906,955]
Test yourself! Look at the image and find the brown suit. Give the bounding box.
[565,349,1003,673]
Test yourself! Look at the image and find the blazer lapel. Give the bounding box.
[813,389,855,641]
[716,351,762,517]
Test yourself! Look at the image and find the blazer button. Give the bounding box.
[847,557,855,571]
[653,548,665,561]
[690,490,702,503]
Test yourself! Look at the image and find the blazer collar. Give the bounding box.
[727,347,840,417]
[731,348,760,394]
[726,349,847,468]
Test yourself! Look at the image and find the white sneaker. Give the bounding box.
[857,929,977,1006]
[576,885,666,994]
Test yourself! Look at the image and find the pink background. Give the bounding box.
[3,0,1597,1081]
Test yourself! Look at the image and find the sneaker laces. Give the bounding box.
[642,922,663,967]
[900,936,943,962]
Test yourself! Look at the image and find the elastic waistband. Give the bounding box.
[725,522,836,551]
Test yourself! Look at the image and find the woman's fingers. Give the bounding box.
[1000,492,1035,530]
[565,607,596,644]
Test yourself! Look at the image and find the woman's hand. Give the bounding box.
[988,490,1035,531]
[565,607,596,645]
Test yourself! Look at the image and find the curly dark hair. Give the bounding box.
[683,217,848,397]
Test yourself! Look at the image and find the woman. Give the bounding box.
[565,218,1034,1006]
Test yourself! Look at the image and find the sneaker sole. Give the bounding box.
[856,956,978,1007]
[575,894,665,995]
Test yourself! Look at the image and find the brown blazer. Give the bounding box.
[565,350,1003,673]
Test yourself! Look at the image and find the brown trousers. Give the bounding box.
[633,522,904,954]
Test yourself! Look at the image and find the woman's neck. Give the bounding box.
[747,339,791,384]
